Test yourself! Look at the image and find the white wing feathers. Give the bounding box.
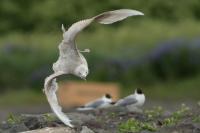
[44,72,74,128]
[63,9,143,44]
[95,9,144,24]
[63,19,93,43]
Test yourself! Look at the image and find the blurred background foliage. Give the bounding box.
[0,0,200,105]
[1,0,200,33]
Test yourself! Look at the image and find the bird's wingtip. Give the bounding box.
[129,9,144,16]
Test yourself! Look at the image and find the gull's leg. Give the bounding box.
[79,48,90,53]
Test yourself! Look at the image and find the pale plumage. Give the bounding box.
[44,9,144,127]
[77,94,113,111]
[115,88,145,108]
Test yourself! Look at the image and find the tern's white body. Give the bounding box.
[131,93,145,107]
[115,90,145,108]
[127,93,145,112]
[77,95,113,111]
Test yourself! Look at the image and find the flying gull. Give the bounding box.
[44,9,144,127]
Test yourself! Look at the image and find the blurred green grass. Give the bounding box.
[1,19,200,57]
[125,75,200,100]
[0,73,199,107]
[0,19,200,106]
[0,89,46,107]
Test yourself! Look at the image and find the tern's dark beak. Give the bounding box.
[81,77,86,81]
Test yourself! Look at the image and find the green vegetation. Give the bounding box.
[193,115,200,123]
[43,113,57,122]
[118,118,157,133]
[6,113,21,124]
[0,20,200,102]
[1,0,200,33]
[163,104,190,126]
[144,75,200,100]
[144,106,164,120]
[118,104,193,132]
[0,90,46,106]
[198,101,200,106]
[172,104,190,118]
[1,20,200,88]
[108,112,117,118]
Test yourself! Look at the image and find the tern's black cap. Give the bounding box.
[111,102,116,105]
[105,93,112,99]
[136,88,143,94]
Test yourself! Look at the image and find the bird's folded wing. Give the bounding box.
[85,100,104,108]
[116,97,138,106]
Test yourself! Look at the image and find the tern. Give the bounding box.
[115,88,145,110]
[77,94,114,111]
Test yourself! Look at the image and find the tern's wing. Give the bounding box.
[44,71,74,128]
[84,100,104,108]
[61,9,144,55]
[116,97,138,106]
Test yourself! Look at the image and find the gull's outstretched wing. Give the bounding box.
[56,9,144,71]
[62,9,144,52]
[95,9,144,24]
[44,72,74,128]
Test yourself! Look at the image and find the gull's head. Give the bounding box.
[74,64,89,80]
[135,88,143,95]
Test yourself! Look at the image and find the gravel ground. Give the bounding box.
[0,101,200,133]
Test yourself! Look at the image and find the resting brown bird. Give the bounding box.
[44,9,144,127]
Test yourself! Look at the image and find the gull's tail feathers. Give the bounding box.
[44,72,74,128]
[94,9,144,24]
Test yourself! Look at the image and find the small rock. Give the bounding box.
[23,116,43,130]
[198,101,200,107]
[171,131,179,133]
[68,113,95,126]
[80,126,94,133]
[95,129,111,133]
[7,123,29,133]
[141,131,153,133]
[22,127,76,133]
[163,111,172,117]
